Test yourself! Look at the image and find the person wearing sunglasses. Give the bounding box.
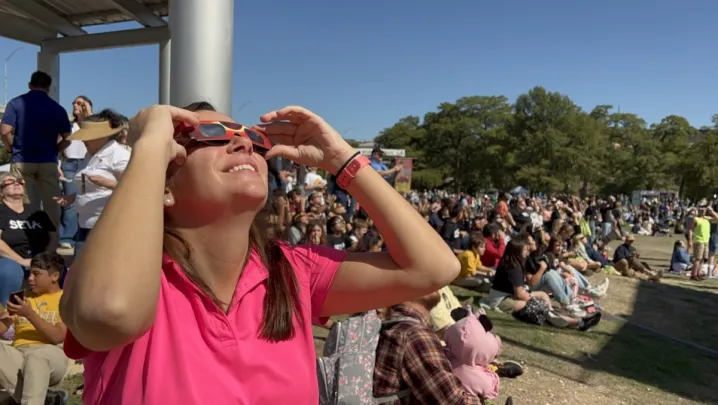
[59,102,460,404]
[0,173,57,307]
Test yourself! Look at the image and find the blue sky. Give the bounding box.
[0,0,716,140]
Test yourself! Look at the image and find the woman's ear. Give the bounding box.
[163,187,175,207]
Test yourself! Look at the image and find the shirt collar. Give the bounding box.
[90,139,119,158]
[161,248,268,308]
[388,304,428,324]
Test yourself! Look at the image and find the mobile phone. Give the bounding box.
[9,290,24,303]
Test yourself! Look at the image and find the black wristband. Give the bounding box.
[335,151,361,176]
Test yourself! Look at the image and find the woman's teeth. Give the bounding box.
[228,164,256,173]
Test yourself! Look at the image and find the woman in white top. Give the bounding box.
[54,109,131,258]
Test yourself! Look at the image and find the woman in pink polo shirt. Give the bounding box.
[59,103,460,404]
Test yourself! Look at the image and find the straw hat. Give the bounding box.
[67,120,121,141]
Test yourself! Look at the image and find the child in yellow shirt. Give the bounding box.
[0,252,68,404]
[454,233,495,289]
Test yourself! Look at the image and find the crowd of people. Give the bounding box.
[0,70,707,405]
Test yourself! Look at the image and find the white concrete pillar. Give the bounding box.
[169,0,234,114]
[36,51,59,102]
[159,38,171,104]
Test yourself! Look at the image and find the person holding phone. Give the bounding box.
[0,252,68,405]
[0,173,57,307]
[59,103,459,404]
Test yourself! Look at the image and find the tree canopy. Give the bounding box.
[374,86,715,199]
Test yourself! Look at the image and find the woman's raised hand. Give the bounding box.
[258,106,356,175]
[128,105,199,166]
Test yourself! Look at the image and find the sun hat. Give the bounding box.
[67,119,122,141]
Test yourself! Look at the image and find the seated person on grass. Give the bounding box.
[453,233,495,289]
[480,222,506,269]
[613,234,662,281]
[0,252,68,405]
[670,240,693,275]
[480,237,601,331]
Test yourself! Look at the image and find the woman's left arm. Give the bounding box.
[321,165,460,316]
[260,107,460,317]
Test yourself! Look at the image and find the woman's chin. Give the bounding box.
[229,184,268,208]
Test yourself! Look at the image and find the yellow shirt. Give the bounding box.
[429,286,461,333]
[693,217,710,244]
[13,290,63,347]
[457,249,481,278]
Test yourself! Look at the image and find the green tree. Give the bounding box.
[510,87,604,194]
[418,96,512,192]
[369,86,714,197]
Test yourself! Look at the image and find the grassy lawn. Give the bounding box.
[51,235,718,404]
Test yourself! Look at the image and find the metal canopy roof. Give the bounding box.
[0,0,168,45]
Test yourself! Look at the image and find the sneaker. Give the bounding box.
[578,311,602,332]
[59,242,73,249]
[547,310,570,328]
[496,360,524,378]
[587,287,606,299]
[44,389,67,405]
[596,278,610,295]
[573,296,595,308]
[562,303,587,318]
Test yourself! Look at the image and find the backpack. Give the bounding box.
[317,310,419,405]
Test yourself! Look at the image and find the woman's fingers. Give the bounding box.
[255,121,297,136]
[265,134,296,146]
[166,106,200,125]
[260,106,314,123]
[171,142,187,166]
[265,144,301,161]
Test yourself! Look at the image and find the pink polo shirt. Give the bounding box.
[64,243,346,405]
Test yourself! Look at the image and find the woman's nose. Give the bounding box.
[226,135,253,155]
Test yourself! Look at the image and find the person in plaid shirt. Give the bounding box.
[373,292,483,404]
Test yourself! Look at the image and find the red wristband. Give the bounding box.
[337,155,371,189]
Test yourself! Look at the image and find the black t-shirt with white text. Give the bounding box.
[440,220,462,250]
[326,233,353,251]
[511,208,532,230]
[0,204,55,258]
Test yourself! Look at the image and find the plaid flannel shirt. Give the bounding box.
[373,304,482,405]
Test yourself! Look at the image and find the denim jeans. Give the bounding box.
[59,159,82,245]
[534,270,573,306]
[588,220,597,244]
[73,228,92,261]
[568,267,590,290]
[601,221,613,241]
[0,258,24,307]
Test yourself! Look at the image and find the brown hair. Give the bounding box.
[468,232,486,249]
[163,101,302,342]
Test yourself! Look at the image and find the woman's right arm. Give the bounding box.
[60,143,167,351]
[60,106,197,352]
[0,231,30,265]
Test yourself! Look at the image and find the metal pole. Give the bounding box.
[3,47,22,105]
[169,0,234,114]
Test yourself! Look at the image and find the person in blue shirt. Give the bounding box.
[0,71,72,231]
[370,147,402,182]
[670,240,693,274]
